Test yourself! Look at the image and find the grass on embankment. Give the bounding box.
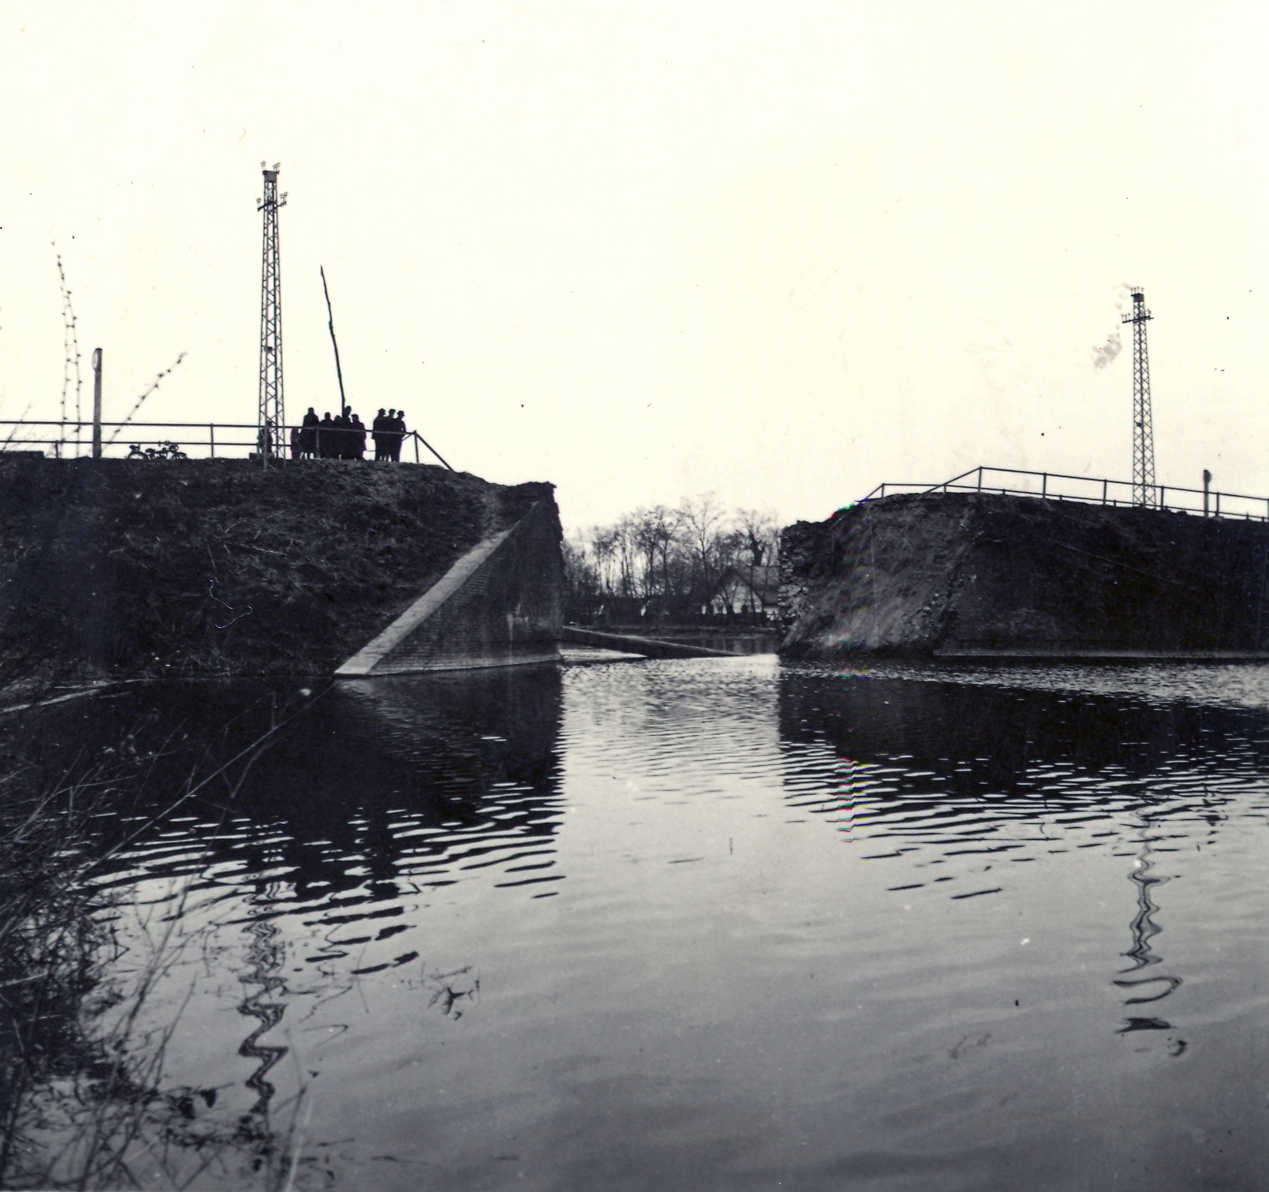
[0,457,555,689]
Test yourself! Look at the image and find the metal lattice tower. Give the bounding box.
[1122,287,1155,507]
[257,164,287,456]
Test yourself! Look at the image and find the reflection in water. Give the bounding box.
[9,658,1269,1189]
[48,666,566,935]
[237,914,288,1115]
[777,668,1269,1047]
[1114,826,1183,1036]
[1,665,565,1185]
[779,670,1261,847]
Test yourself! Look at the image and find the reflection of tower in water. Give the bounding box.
[831,755,865,842]
[237,905,289,1116]
[1114,818,1183,1047]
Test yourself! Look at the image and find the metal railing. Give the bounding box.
[858,465,1269,523]
[0,420,454,469]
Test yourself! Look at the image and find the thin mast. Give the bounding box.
[257,164,286,457]
[320,266,348,411]
[1122,288,1155,507]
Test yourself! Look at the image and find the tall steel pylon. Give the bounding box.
[257,163,287,457]
[1122,287,1155,507]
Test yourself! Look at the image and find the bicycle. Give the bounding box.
[125,442,188,460]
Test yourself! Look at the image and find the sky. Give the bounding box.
[2,1,1267,533]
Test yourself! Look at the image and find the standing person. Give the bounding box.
[334,406,351,460]
[289,425,301,460]
[351,412,367,460]
[383,410,398,462]
[372,408,388,461]
[317,412,336,458]
[342,406,356,460]
[301,407,319,458]
[391,409,407,462]
[257,419,274,457]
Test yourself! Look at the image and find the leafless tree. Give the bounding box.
[565,498,781,621]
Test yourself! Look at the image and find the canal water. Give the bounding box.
[7,656,1269,1190]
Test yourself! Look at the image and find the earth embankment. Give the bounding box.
[779,492,1269,658]
[0,457,560,687]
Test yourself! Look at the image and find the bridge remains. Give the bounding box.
[780,468,1269,660]
[0,455,562,690]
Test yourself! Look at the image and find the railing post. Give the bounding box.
[1102,479,1108,505]
[91,349,103,459]
[977,466,983,492]
[1041,472,1047,498]
[1159,485,1165,510]
[414,432,419,464]
[209,424,215,458]
[1216,492,1221,517]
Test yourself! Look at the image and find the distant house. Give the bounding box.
[703,565,779,620]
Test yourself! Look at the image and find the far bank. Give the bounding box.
[779,492,1269,659]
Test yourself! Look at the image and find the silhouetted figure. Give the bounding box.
[301,407,319,458]
[333,407,350,459]
[257,419,274,457]
[289,425,301,460]
[352,413,367,460]
[392,409,407,462]
[372,408,388,461]
[340,406,358,460]
[381,409,397,463]
[318,412,336,458]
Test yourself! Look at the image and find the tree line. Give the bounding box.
[563,496,781,625]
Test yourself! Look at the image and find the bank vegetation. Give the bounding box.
[564,496,780,627]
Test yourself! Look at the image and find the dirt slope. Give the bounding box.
[0,457,558,687]
[779,492,1269,657]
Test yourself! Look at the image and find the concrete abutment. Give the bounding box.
[0,456,563,686]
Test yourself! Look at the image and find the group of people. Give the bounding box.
[288,407,410,461]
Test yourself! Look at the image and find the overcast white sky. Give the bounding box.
[2,2,1267,532]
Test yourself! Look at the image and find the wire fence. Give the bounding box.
[0,420,453,469]
[859,465,1269,523]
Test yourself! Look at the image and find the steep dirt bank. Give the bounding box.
[0,457,559,687]
[779,492,1269,658]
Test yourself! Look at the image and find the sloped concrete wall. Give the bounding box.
[336,499,563,675]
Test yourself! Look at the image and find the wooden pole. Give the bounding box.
[91,348,103,458]
[320,266,348,412]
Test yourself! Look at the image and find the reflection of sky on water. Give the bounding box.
[16,658,1269,1189]
[778,668,1269,1047]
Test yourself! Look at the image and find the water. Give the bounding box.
[10,657,1269,1189]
